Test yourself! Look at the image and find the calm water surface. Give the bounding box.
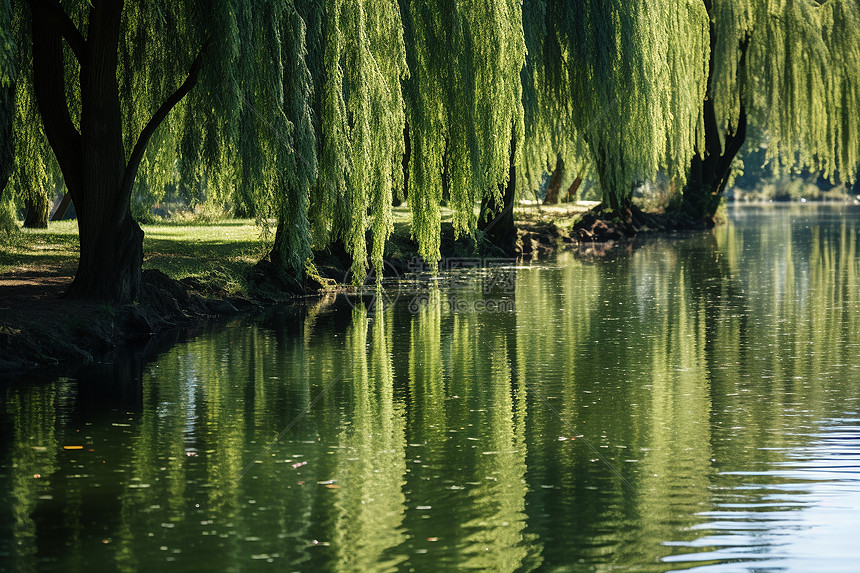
[2,204,859,572]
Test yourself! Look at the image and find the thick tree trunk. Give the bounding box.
[68,2,143,301]
[478,132,518,255]
[23,193,49,228]
[543,154,563,204]
[70,211,144,301]
[682,19,749,225]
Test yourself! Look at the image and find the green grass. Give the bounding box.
[1,203,594,292]
[0,220,81,274]
[142,220,266,294]
[1,219,268,295]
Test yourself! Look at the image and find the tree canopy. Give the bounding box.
[2,0,859,301]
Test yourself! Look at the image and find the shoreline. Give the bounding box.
[0,206,696,376]
[8,201,853,376]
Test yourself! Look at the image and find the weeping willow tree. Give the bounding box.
[8,0,241,301]
[523,0,860,222]
[400,0,525,262]
[683,0,860,223]
[552,0,710,212]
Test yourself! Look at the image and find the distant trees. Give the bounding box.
[4,0,860,302]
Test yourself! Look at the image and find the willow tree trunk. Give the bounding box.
[682,18,748,225]
[565,176,583,202]
[28,0,202,302]
[29,3,140,300]
[593,143,628,212]
[478,133,517,255]
[543,154,563,204]
[23,193,49,228]
[395,123,409,207]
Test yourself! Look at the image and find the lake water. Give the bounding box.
[1,204,859,572]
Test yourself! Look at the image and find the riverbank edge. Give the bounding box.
[0,206,667,376]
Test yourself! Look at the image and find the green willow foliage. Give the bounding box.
[520,1,590,198]
[321,0,407,280]
[231,2,316,273]
[710,0,860,183]
[401,0,525,264]
[1,0,14,188]
[0,0,11,88]
[6,0,860,290]
[550,0,709,209]
[6,2,60,216]
[286,0,408,281]
[749,0,860,182]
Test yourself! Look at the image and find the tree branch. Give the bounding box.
[120,42,208,200]
[29,2,84,201]
[26,0,85,62]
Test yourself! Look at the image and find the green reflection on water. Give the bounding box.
[1,205,859,572]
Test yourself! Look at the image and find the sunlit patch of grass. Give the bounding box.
[0,221,80,274]
[1,219,269,296]
[142,219,268,294]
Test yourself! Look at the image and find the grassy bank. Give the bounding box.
[1,202,598,294]
[1,219,266,291]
